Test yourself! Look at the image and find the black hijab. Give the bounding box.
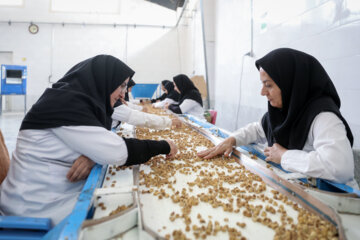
[173,74,203,107]
[162,80,171,88]
[20,55,134,131]
[256,48,353,149]
[164,82,180,102]
[159,80,170,100]
[124,79,136,101]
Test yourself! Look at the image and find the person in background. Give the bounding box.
[124,78,136,102]
[198,48,357,188]
[124,79,145,111]
[0,55,178,225]
[166,74,205,120]
[150,80,171,103]
[153,81,180,109]
[112,95,182,130]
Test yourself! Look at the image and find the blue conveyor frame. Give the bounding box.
[42,164,107,240]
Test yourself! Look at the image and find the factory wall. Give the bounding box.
[175,0,216,109]
[0,0,181,112]
[176,0,206,92]
[213,0,360,152]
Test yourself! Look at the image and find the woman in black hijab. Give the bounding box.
[151,80,171,103]
[0,55,177,225]
[123,78,146,111]
[124,78,136,101]
[166,74,205,120]
[164,81,180,102]
[152,81,180,108]
[198,48,357,186]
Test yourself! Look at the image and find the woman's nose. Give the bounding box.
[260,86,266,96]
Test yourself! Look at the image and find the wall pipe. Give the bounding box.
[200,0,211,109]
[0,20,173,29]
[175,0,189,27]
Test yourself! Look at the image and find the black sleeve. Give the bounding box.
[168,104,182,114]
[159,93,167,101]
[151,93,167,103]
[123,138,170,166]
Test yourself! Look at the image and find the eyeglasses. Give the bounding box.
[120,82,127,89]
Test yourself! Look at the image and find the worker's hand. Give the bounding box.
[120,98,128,106]
[264,143,287,164]
[164,103,170,109]
[171,118,182,128]
[67,155,95,182]
[197,137,236,159]
[165,139,178,159]
[142,106,148,112]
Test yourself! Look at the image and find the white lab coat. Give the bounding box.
[126,101,143,111]
[0,126,128,226]
[179,99,205,120]
[153,98,178,109]
[126,92,143,111]
[112,104,172,130]
[230,112,358,188]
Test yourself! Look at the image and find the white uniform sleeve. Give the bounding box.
[153,100,165,109]
[230,120,267,146]
[179,99,198,113]
[127,102,143,111]
[51,126,128,165]
[112,105,132,123]
[153,98,176,109]
[112,104,172,129]
[281,112,354,183]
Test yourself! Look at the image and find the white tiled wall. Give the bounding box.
[0,1,181,112]
[214,0,360,149]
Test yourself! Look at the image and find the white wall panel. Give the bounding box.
[127,27,181,83]
[0,24,181,111]
[0,23,52,110]
[0,0,177,26]
[324,55,360,91]
[214,0,360,149]
[51,25,127,84]
[177,1,206,80]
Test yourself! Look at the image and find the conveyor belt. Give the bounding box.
[184,114,360,197]
[44,114,351,240]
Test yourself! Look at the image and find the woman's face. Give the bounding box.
[174,82,180,93]
[110,78,129,107]
[260,68,283,108]
[161,85,166,92]
[164,89,168,94]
